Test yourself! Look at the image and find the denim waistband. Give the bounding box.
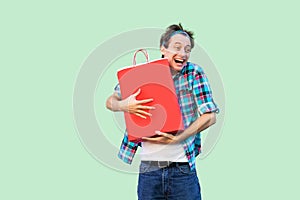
[141,161,189,168]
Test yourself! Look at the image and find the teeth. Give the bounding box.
[175,59,184,63]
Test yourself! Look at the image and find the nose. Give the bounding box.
[177,49,187,58]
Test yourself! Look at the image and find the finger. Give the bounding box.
[138,105,155,110]
[142,136,169,144]
[134,113,147,119]
[141,137,155,141]
[142,137,161,143]
[138,98,153,104]
[133,88,141,97]
[136,110,152,117]
[155,131,174,139]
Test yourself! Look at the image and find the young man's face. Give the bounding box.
[161,34,191,74]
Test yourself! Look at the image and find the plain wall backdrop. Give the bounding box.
[1,0,299,199]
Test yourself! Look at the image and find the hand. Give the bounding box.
[120,89,155,119]
[142,131,180,144]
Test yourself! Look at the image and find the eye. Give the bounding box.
[185,46,191,53]
[174,46,181,51]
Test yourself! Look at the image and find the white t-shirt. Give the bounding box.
[140,142,188,162]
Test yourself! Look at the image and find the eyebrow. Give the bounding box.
[173,42,191,47]
[174,42,191,47]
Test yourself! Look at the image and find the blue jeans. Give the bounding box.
[137,162,201,200]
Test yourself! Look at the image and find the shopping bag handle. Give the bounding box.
[133,49,149,66]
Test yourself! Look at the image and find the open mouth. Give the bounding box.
[174,59,184,64]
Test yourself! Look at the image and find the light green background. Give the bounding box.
[1,0,299,199]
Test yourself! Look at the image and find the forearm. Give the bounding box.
[106,93,126,112]
[177,112,216,142]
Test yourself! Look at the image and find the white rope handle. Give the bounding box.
[132,49,149,65]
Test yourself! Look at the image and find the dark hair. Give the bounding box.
[160,23,194,49]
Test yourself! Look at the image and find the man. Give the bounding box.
[106,23,219,200]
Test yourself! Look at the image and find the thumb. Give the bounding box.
[133,88,141,97]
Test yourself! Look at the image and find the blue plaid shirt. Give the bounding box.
[114,62,219,170]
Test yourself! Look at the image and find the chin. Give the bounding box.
[175,64,185,70]
[170,62,186,72]
[175,67,182,71]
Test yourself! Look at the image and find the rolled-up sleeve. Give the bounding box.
[114,83,122,98]
[192,69,219,115]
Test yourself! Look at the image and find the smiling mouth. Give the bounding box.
[174,59,184,64]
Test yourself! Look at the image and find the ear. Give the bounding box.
[160,46,166,56]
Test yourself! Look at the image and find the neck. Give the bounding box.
[170,68,179,76]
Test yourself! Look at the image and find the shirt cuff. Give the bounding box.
[198,102,219,115]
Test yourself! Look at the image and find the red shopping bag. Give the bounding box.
[117,49,184,141]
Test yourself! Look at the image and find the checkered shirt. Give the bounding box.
[114,62,219,169]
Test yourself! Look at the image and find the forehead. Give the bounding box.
[169,34,191,46]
